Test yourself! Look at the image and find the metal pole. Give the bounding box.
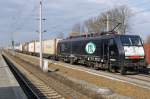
[107,13,109,32]
[39,1,43,69]
[11,32,14,50]
[12,32,15,55]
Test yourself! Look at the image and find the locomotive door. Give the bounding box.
[102,39,109,69]
[108,38,118,70]
[102,38,118,71]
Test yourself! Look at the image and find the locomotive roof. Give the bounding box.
[60,34,140,43]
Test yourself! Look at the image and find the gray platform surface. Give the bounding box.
[0,51,27,99]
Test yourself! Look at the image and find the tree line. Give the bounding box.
[70,5,132,36]
[57,5,150,44]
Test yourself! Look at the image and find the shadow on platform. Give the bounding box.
[0,86,27,99]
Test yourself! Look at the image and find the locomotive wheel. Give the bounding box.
[120,66,126,75]
[114,67,119,73]
[142,67,149,74]
[108,61,113,72]
[108,64,113,72]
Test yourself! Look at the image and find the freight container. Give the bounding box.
[19,44,23,51]
[28,41,35,53]
[144,44,150,64]
[22,43,28,52]
[35,41,40,53]
[14,44,23,52]
[14,45,20,51]
[43,39,60,55]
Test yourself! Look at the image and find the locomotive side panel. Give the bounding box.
[59,38,104,58]
[58,37,109,65]
[58,41,71,55]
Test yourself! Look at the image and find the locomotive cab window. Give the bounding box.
[60,44,65,52]
[120,36,142,46]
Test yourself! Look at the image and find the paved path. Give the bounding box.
[0,51,27,99]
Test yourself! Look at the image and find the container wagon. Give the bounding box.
[21,39,60,58]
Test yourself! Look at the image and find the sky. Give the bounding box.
[0,0,150,47]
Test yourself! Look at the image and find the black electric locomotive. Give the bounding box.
[57,33,147,74]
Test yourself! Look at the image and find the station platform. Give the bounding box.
[0,51,27,99]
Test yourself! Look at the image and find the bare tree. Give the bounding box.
[70,5,132,37]
[69,23,82,36]
[107,5,132,34]
[72,23,81,33]
[83,5,132,34]
[85,15,106,33]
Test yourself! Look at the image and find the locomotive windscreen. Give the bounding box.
[120,36,142,46]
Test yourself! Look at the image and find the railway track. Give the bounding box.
[124,74,150,88]
[46,58,150,99]
[3,54,65,99]
[51,59,150,90]
[3,51,90,99]
[12,51,150,90]
[5,51,150,98]
[125,74,150,82]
